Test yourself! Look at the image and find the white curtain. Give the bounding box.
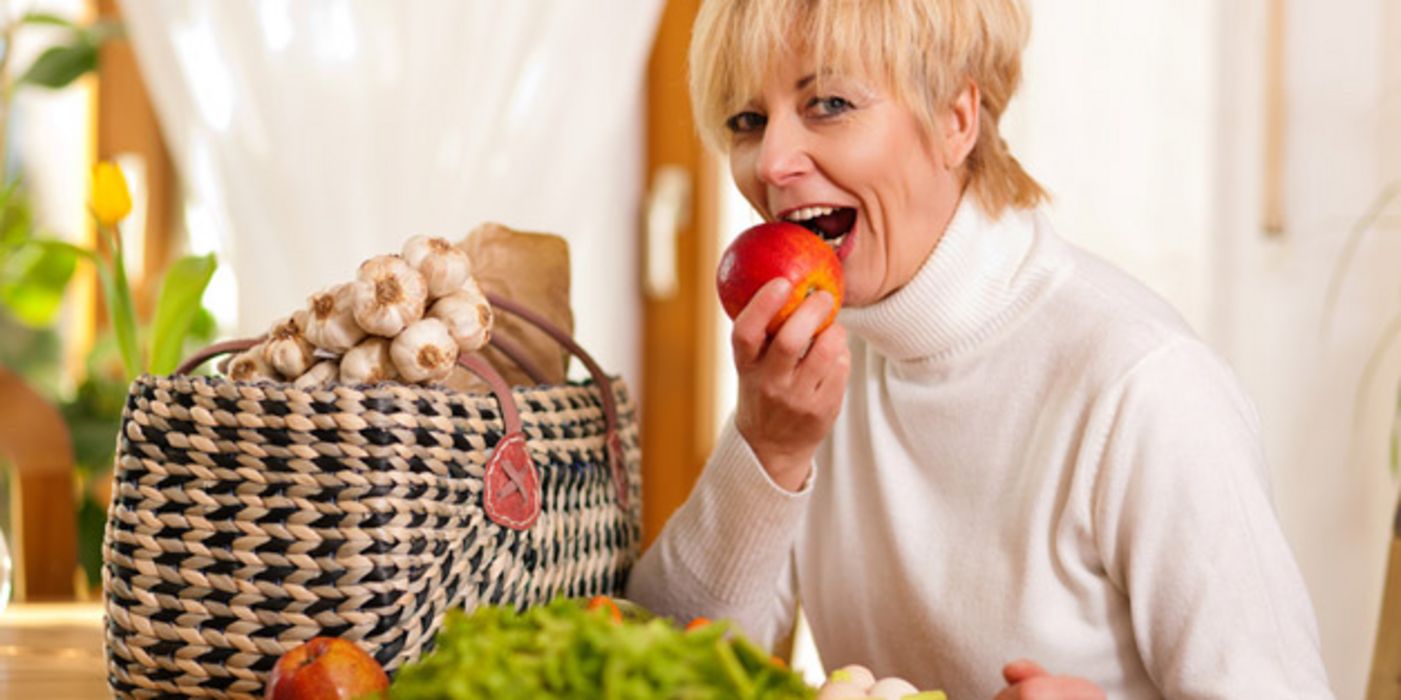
[118,0,664,390]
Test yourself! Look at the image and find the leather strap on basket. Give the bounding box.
[459,353,539,530]
[173,337,542,530]
[485,293,630,510]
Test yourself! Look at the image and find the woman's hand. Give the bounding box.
[994,660,1106,700]
[731,278,851,491]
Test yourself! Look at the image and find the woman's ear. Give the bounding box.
[941,78,980,168]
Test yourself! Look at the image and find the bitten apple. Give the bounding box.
[265,637,389,700]
[715,221,844,335]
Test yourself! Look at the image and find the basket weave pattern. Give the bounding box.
[104,373,640,698]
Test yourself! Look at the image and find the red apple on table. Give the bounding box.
[716,221,845,335]
[265,637,389,700]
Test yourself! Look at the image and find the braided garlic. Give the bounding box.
[227,342,279,383]
[402,235,472,298]
[303,283,365,353]
[263,312,316,378]
[391,318,459,384]
[292,359,339,389]
[339,337,398,385]
[352,255,428,337]
[427,277,493,353]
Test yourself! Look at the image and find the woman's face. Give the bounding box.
[725,52,970,307]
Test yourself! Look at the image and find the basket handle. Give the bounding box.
[484,292,629,511]
[172,339,545,531]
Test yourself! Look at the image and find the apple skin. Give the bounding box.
[716,221,844,335]
[265,637,389,700]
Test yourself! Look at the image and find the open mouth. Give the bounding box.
[783,206,856,254]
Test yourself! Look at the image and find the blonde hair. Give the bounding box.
[690,0,1047,216]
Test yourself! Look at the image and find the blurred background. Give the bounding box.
[0,0,1395,698]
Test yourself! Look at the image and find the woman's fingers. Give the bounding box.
[1002,659,1047,685]
[731,278,793,366]
[729,283,847,491]
[797,321,849,397]
[996,660,1106,700]
[765,290,836,367]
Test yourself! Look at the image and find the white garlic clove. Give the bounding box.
[226,342,280,383]
[866,677,920,700]
[304,282,366,352]
[352,254,428,337]
[402,235,473,298]
[263,314,316,378]
[828,665,876,691]
[427,278,493,353]
[340,337,398,385]
[391,318,460,384]
[293,359,339,389]
[814,680,869,700]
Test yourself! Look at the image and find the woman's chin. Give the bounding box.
[838,283,878,310]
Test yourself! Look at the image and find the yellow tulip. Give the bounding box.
[91,161,132,227]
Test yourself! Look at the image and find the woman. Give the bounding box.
[625,1,1333,697]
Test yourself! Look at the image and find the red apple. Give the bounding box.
[716,221,844,335]
[265,637,389,700]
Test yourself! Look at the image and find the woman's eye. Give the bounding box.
[725,111,766,134]
[809,96,853,117]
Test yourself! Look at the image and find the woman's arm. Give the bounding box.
[628,278,847,648]
[1093,340,1333,699]
[625,417,808,648]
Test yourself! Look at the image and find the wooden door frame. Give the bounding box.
[640,0,720,547]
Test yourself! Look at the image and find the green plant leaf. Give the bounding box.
[20,12,78,28]
[65,412,121,473]
[0,239,78,326]
[188,305,217,344]
[96,232,140,381]
[76,493,108,589]
[0,311,62,397]
[147,253,217,375]
[0,180,32,250]
[18,41,97,89]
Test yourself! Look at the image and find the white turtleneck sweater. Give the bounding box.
[625,199,1333,699]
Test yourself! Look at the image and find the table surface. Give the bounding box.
[0,602,110,699]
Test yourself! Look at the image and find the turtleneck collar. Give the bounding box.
[837,195,1068,362]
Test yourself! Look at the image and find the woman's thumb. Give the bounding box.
[1002,658,1047,685]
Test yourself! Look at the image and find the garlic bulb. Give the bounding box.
[226,342,279,383]
[304,283,365,352]
[391,318,459,384]
[352,254,428,337]
[866,677,920,700]
[340,337,398,385]
[402,235,472,298]
[263,312,316,378]
[426,278,493,353]
[827,666,876,691]
[292,359,339,389]
[814,680,868,700]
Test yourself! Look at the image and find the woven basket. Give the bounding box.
[102,295,641,699]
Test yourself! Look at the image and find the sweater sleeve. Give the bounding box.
[1092,340,1333,699]
[624,415,811,649]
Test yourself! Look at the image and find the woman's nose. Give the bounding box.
[754,115,810,186]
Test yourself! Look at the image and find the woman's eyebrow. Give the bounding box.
[797,68,841,90]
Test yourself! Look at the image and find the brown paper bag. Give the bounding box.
[445,222,573,391]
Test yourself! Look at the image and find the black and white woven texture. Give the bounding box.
[103,371,641,699]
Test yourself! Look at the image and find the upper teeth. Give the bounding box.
[784,206,836,222]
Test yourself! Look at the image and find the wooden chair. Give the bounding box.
[0,365,77,600]
[1370,499,1401,699]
